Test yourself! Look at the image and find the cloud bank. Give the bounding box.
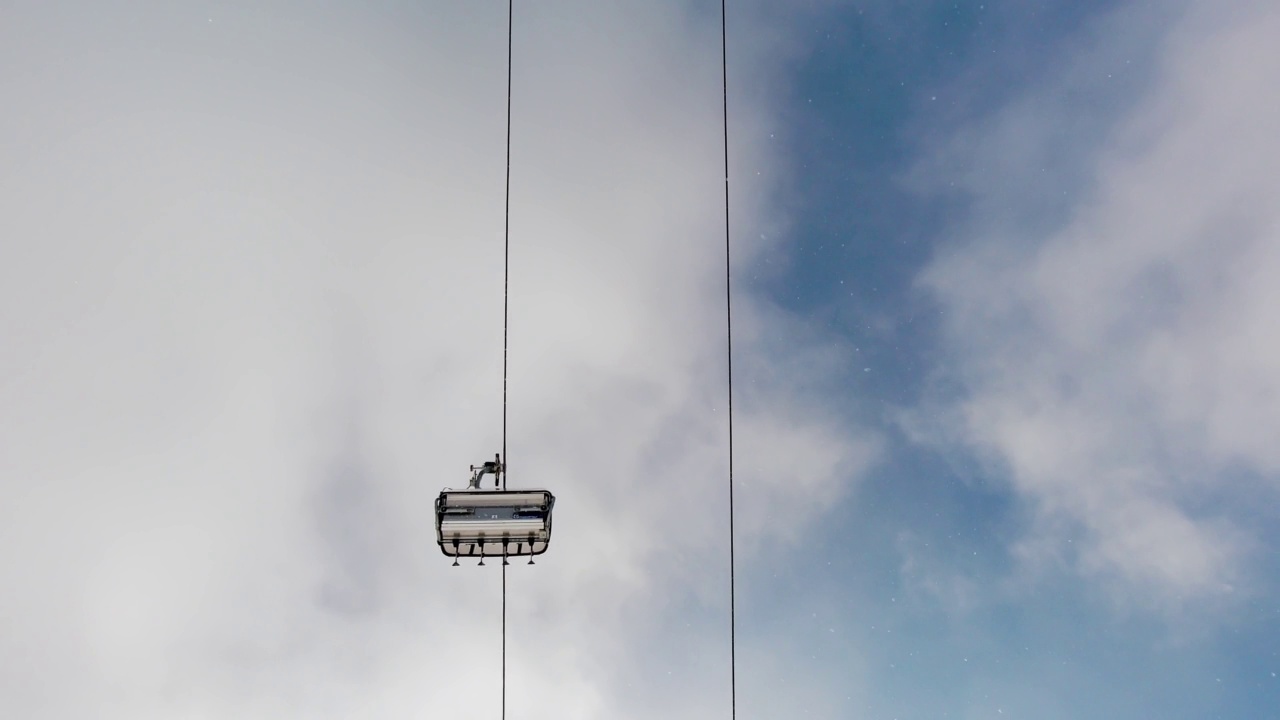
[911,0,1280,611]
[0,1,877,718]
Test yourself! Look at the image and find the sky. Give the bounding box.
[1,1,1278,718]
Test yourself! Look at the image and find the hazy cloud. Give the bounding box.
[910,0,1280,610]
[0,2,876,718]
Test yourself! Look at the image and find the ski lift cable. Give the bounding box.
[501,0,513,717]
[719,1,737,718]
[430,11,552,717]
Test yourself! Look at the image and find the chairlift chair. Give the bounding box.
[436,454,556,566]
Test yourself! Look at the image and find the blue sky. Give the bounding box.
[749,1,1280,718]
[2,1,1278,718]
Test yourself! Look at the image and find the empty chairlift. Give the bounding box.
[436,455,556,566]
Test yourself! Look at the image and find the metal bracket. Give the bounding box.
[468,453,505,489]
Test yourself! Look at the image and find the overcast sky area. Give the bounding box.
[2,1,1278,718]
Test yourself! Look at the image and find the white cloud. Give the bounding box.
[911,0,1280,610]
[0,1,876,718]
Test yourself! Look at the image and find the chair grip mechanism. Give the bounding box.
[468,453,505,489]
